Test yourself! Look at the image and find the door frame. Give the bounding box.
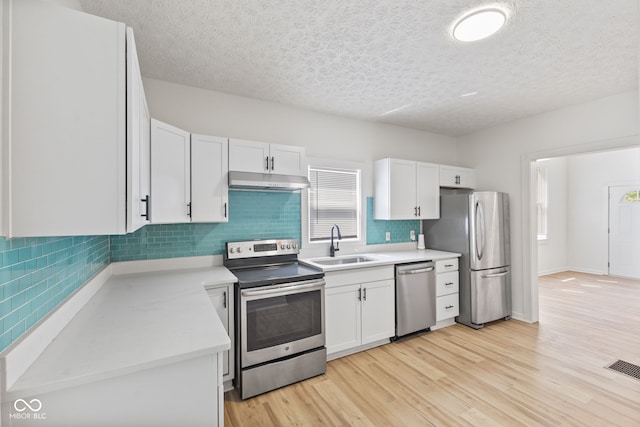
[521,135,639,323]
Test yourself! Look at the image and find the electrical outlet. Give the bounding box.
[385,232,391,241]
[410,230,416,241]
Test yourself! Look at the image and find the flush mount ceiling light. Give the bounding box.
[452,7,508,42]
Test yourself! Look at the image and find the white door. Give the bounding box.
[150,119,191,223]
[416,162,440,219]
[361,279,395,345]
[126,28,151,232]
[228,139,270,173]
[206,286,230,377]
[269,143,306,176]
[609,185,640,279]
[389,159,417,219]
[191,135,229,222]
[325,284,361,355]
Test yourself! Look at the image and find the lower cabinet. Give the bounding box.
[206,283,235,389]
[434,258,460,329]
[325,266,395,359]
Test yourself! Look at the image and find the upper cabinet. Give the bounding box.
[374,158,440,220]
[229,139,306,176]
[150,119,229,224]
[439,165,476,189]
[2,0,148,237]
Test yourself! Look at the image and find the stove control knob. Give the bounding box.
[229,248,235,254]
[236,247,242,253]
[286,244,291,249]
[292,243,297,249]
[280,244,285,250]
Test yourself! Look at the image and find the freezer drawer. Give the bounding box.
[470,267,511,325]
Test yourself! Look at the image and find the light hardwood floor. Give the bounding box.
[224,271,640,426]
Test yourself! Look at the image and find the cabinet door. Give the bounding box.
[6,0,127,236]
[126,28,151,232]
[326,284,361,355]
[269,143,306,176]
[416,162,440,219]
[206,286,232,378]
[191,135,229,222]
[228,139,270,173]
[361,279,395,345]
[150,119,191,223]
[440,166,476,189]
[389,159,417,219]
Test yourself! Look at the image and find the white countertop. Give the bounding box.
[300,249,461,272]
[7,267,236,398]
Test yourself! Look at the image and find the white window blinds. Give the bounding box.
[308,167,360,241]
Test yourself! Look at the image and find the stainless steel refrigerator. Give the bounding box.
[423,191,511,329]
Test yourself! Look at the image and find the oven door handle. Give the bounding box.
[241,279,325,297]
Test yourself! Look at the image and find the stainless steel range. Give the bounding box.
[224,238,326,399]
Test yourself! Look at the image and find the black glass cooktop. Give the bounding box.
[230,263,324,288]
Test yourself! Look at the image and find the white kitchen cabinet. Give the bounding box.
[150,120,229,224]
[434,258,460,328]
[374,158,440,220]
[151,119,191,223]
[439,165,476,189]
[126,28,151,232]
[206,283,235,389]
[325,266,395,359]
[2,0,149,237]
[191,134,229,222]
[229,138,306,176]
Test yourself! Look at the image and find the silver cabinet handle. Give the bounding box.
[265,156,270,171]
[445,305,455,309]
[363,287,367,301]
[445,282,454,286]
[398,267,434,275]
[481,271,508,278]
[223,291,227,308]
[357,288,362,301]
[271,156,275,171]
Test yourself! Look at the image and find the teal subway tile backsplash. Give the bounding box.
[366,197,420,245]
[1,192,417,353]
[0,235,109,352]
[110,191,302,262]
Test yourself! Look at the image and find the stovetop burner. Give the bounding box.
[223,238,323,288]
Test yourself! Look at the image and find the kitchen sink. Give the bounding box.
[310,256,375,266]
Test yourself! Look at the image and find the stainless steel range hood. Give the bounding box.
[228,171,310,191]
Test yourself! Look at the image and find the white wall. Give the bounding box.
[143,78,459,199]
[567,147,640,274]
[458,91,639,322]
[537,157,568,275]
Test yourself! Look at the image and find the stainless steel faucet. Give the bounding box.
[330,224,342,257]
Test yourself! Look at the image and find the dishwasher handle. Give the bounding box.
[397,266,434,275]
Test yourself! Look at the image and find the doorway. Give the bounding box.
[608,185,640,279]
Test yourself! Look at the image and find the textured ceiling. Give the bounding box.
[79,0,638,136]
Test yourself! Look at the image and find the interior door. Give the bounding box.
[609,186,640,279]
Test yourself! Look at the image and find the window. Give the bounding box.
[622,190,640,203]
[536,166,548,240]
[308,166,360,242]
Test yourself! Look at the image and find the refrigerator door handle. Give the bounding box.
[481,271,509,278]
[475,201,485,261]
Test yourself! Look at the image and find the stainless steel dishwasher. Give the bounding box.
[395,262,436,338]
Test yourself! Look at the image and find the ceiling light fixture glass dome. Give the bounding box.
[452,7,508,42]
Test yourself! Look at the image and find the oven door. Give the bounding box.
[240,278,325,367]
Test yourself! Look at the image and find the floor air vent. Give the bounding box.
[606,360,640,380]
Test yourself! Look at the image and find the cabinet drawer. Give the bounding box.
[436,293,459,321]
[436,258,458,273]
[436,271,459,296]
